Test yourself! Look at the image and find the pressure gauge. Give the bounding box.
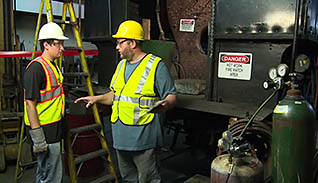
[294,54,310,73]
[263,81,269,89]
[268,67,277,80]
[277,64,289,77]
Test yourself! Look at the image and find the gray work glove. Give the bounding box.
[29,127,48,154]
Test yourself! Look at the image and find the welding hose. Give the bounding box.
[227,90,276,183]
[225,89,277,183]
[238,89,278,139]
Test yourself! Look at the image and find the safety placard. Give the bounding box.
[179,19,195,32]
[218,52,253,80]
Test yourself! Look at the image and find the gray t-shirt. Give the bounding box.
[111,57,177,151]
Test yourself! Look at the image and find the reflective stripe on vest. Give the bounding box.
[39,86,63,102]
[110,54,161,125]
[113,95,158,106]
[111,60,125,89]
[24,57,65,126]
[136,55,155,94]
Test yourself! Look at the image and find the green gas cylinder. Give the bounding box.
[272,89,316,183]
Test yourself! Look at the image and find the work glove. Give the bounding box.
[29,127,48,154]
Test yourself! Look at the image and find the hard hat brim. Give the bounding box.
[38,35,69,41]
[112,34,144,41]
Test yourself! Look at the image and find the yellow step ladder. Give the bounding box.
[15,0,118,182]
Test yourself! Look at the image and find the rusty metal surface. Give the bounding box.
[228,119,272,182]
[211,154,264,183]
[167,0,211,79]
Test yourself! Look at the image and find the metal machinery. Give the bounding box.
[208,0,318,181]
[211,153,264,183]
[168,0,318,181]
[0,0,27,172]
[166,0,318,121]
[211,66,316,182]
[212,131,264,183]
[82,0,318,181]
[209,0,318,119]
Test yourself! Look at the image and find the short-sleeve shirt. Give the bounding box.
[111,56,177,151]
[23,60,64,144]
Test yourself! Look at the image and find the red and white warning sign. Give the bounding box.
[218,52,253,80]
[179,19,195,32]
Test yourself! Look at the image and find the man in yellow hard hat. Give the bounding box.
[23,22,68,183]
[75,20,177,182]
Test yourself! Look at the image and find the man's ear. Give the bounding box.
[129,40,137,49]
[43,41,50,50]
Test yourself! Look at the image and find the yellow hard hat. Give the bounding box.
[38,22,69,40]
[112,20,144,41]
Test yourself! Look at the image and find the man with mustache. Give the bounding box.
[75,20,177,183]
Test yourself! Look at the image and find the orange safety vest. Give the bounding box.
[24,56,65,126]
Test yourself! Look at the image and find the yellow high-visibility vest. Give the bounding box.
[24,57,65,126]
[110,54,161,125]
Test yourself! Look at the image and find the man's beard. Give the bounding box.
[120,48,133,61]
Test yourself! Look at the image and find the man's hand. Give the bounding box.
[74,96,96,108]
[74,92,115,107]
[152,94,177,113]
[29,127,48,154]
[150,101,165,113]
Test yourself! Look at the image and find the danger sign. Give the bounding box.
[218,52,253,80]
[179,19,195,32]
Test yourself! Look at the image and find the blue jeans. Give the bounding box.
[116,148,161,183]
[36,142,62,183]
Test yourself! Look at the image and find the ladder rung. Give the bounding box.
[69,123,101,135]
[54,19,75,25]
[89,174,116,183]
[63,83,86,87]
[64,72,89,77]
[0,112,23,118]
[74,149,107,165]
[64,46,82,51]
[4,94,15,98]
[3,128,19,132]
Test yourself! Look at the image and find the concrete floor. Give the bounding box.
[0,125,212,183]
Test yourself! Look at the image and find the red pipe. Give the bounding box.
[0,50,98,58]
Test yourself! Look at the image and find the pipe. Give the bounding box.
[238,89,278,139]
[32,0,44,59]
[4,0,11,76]
[10,0,15,78]
[290,0,301,72]
[108,0,112,38]
[156,0,166,40]
[206,0,216,100]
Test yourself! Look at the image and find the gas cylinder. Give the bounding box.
[211,154,264,183]
[272,89,316,183]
